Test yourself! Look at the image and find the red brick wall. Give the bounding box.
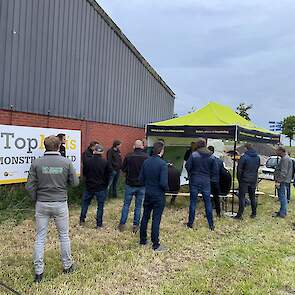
[0,109,145,157]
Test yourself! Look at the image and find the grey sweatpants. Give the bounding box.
[34,201,73,275]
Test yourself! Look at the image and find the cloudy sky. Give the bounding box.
[97,0,295,129]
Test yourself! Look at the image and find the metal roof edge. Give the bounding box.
[87,0,175,98]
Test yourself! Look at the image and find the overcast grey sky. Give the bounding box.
[97,0,295,128]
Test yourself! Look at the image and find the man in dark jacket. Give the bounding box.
[57,133,66,157]
[184,142,196,161]
[118,140,148,233]
[167,163,181,205]
[235,143,260,219]
[208,146,223,217]
[185,138,218,230]
[82,141,99,165]
[107,140,123,198]
[80,144,113,228]
[139,141,168,251]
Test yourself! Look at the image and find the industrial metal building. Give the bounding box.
[0,0,175,155]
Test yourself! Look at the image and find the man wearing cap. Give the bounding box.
[79,144,113,228]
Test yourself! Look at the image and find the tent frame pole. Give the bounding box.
[231,126,238,215]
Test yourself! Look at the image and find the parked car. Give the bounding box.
[259,155,295,181]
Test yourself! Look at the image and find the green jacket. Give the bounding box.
[26,152,79,202]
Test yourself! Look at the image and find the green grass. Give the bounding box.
[1,181,295,294]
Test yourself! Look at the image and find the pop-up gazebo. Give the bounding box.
[146,102,280,144]
[146,102,281,215]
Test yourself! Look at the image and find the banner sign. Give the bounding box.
[146,125,236,140]
[238,127,280,144]
[0,124,81,185]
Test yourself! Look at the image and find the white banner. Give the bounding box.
[0,124,81,184]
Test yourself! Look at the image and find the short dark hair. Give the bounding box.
[208,146,215,153]
[277,146,286,153]
[244,143,252,150]
[153,141,164,155]
[195,138,206,149]
[113,139,122,148]
[89,141,99,148]
[57,133,65,140]
[45,135,60,151]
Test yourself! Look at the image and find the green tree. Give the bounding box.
[236,102,253,121]
[282,115,295,147]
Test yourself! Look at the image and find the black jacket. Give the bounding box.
[59,144,66,157]
[122,148,148,186]
[83,155,113,193]
[237,148,260,184]
[107,147,122,171]
[184,148,192,161]
[82,148,93,165]
[167,165,181,193]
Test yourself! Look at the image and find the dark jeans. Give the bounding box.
[108,170,120,198]
[188,182,213,228]
[140,194,165,250]
[211,182,221,216]
[80,190,107,227]
[120,185,145,226]
[237,182,257,217]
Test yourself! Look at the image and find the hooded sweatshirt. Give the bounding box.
[237,148,260,184]
[185,147,218,184]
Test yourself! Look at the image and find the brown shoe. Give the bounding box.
[117,224,126,232]
[132,225,139,234]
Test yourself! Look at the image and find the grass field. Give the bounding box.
[1,181,295,295]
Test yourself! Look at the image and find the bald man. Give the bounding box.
[118,140,149,233]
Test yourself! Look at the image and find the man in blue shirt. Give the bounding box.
[185,138,218,230]
[139,141,168,251]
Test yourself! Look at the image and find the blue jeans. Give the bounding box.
[278,182,288,216]
[120,185,145,226]
[286,183,291,201]
[108,170,120,198]
[188,182,213,228]
[80,190,107,227]
[140,194,165,249]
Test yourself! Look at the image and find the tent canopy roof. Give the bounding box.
[147,102,280,144]
[152,102,269,133]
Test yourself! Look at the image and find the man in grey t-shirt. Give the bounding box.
[26,135,79,283]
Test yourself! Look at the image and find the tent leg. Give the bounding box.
[231,140,237,215]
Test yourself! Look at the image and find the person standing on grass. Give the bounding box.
[82,140,99,166]
[208,145,223,217]
[118,140,148,233]
[185,138,217,231]
[235,143,260,220]
[26,135,79,283]
[107,140,123,198]
[184,142,197,162]
[139,141,168,252]
[57,133,66,157]
[79,144,113,228]
[273,146,294,218]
